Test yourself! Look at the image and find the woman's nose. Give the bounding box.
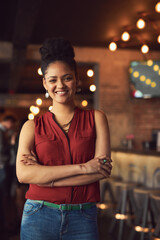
[56,79,64,88]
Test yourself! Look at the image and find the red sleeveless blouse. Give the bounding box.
[26,107,100,204]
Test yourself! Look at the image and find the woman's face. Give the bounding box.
[43,61,77,105]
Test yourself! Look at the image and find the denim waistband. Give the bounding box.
[33,200,96,211]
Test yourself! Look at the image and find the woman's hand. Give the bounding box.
[21,151,39,166]
[83,155,112,177]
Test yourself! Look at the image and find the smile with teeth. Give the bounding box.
[55,90,68,95]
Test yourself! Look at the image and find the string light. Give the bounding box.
[37,67,42,76]
[153,65,159,71]
[30,105,40,115]
[49,106,53,111]
[121,31,130,41]
[157,35,160,43]
[141,44,149,54]
[87,69,94,77]
[28,113,34,120]
[155,2,160,13]
[109,42,117,51]
[36,98,42,106]
[147,60,153,66]
[89,84,96,92]
[136,19,146,29]
[30,105,35,113]
[81,100,88,107]
[133,71,139,78]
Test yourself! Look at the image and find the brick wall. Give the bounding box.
[73,47,160,150]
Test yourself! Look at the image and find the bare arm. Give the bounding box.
[16,119,109,184]
[28,110,111,187]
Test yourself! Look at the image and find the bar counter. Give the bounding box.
[111,148,160,187]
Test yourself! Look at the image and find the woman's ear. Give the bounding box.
[43,78,47,90]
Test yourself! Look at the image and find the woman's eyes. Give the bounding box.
[49,79,56,83]
[64,76,72,81]
[48,76,73,83]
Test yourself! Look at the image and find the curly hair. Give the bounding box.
[39,38,77,77]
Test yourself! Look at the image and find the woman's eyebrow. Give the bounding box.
[47,73,72,79]
[47,76,57,79]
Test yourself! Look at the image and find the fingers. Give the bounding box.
[97,157,112,177]
[31,150,37,158]
[21,151,38,165]
[21,159,37,165]
[22,153,37,162]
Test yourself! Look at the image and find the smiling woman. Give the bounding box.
[43,61,77,105]
[16,38,112,240]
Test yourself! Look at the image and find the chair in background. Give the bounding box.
[150,194,160,239]
[129,167,160,240]
[109,164,145,240]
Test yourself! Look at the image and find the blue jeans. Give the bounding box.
[21,199,99,240]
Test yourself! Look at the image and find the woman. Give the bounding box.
[16,38,112,240]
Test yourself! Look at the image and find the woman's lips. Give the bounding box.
[55,90,68,96]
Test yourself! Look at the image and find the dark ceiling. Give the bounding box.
[1,0,160,50]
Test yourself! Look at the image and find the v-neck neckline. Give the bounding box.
[48,107,78,137]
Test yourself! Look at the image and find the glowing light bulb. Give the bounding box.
[140,75,146,81]
[89,84,96,92]
[155,2,160,13]
[36,98,42,106]
[146,79,151,85]
[28,113,34,120]
[136,19,145,29]
[30,105,35,113]
[141,45,149,54]
[121,31,130,41]
[38,67,42,75]
[157,35,160,43]
[87,69,94,77]
[109,42,117,51]
[49,106,53,111]
[33,107,40,115]
[153,65,159,71]
[81,100,88,107]
[147,60,153,66]
[151,82,156,88]
[30,106,40,115]
[133,71,139,78]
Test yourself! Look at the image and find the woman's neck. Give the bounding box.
[51,101,76,116]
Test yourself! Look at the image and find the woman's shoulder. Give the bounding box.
[94,109,108,124]
[21,120,35,132]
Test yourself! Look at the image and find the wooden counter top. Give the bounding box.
[112,148,160,156]
[111,149,160,187]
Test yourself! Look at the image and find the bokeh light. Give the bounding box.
[36,98,42,106]
[89,84,96,92]
[81,100,88,107]
[109,42,117,51]
[136,19,145,29]
[87,69,94,77]
[121,31,130,41]
[28,113,34,120]
[38,67,42,75]
[141,45,149,54]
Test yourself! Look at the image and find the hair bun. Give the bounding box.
[40,38,75,61]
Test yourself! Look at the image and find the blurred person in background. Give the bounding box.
[0,115,16,232]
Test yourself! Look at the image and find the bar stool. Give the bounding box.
[150,194,160,239]
[129,167,160,240]
[98,175,122,210]
[109,164,144,240]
